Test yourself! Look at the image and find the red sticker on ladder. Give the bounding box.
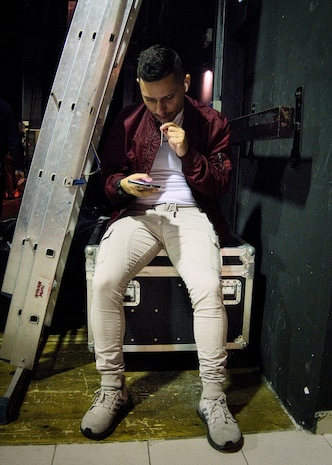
[35,281,45,298]
[34,277,51,299]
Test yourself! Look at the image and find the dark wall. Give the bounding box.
[0,0,69,126]
[0,1,25,121]
[222,0,332,431]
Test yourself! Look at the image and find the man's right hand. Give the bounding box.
[120,173,160,197]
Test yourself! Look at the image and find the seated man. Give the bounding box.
[81,44,243,452]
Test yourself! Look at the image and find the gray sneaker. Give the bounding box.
[81,385,133,440]
[198,393,243,452]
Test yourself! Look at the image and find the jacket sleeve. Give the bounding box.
[100,105,137,200]
[181,110,232,199]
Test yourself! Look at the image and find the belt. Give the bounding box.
[131,202,197,212]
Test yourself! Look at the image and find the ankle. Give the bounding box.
[101,374,124,390]
[202,382,224,400]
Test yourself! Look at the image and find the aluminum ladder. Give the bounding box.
[0,0,142,424]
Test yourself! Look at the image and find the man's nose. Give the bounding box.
[155,100,166,116]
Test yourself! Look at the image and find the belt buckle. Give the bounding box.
[165,203,177,212]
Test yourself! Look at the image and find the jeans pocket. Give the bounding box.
[96,227,113,265]
[209,235,221,273]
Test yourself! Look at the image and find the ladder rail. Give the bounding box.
[44,0,142,329]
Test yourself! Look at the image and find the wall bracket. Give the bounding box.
[229,87,303,166]
[289,87,303,168]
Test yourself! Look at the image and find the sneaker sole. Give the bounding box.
[81,394,134,441]
[197,407,243,453]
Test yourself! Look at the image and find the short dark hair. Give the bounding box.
[137,45,184,83]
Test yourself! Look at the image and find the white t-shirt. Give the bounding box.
[136,111,196,206]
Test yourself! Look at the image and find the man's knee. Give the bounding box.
[188,276,222,307]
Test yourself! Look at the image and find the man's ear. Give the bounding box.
[184,74,191,92]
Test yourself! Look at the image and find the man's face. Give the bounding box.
[138,73,186,123]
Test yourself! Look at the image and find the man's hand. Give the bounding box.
[160,122,188,157]
[120,173,160,197]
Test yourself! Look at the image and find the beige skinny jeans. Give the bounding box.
[91,203,228,392]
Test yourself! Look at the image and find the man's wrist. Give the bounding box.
[115,178,130,196]
[176,141,188,157]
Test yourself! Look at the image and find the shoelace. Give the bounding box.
[92,389,119,410]
[205,395,236,425]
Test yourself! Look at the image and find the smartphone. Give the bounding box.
[128,179,161,189]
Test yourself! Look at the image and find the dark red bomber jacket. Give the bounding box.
[100,96,233,244]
